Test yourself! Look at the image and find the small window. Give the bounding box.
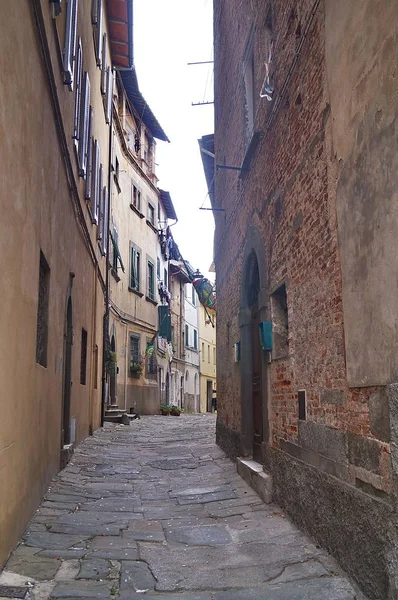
[63,0,78,90]
[191,285,196,305]
[78,72,91,177]
[271,283,289,358]
[80,329,88,385]
[148,202,155,225]
[130,246,140,291]
[202,342,205,360]
[208,344,210,363]
[298,390,306,420]
[92,0,103,66]
[130,333,141,372]
[105,66,113,124]
[213,347,216,364]
[100,33,107,95]
[73,38,83,147]
[91,140,100,223]
[157,257,161,280]
[147,261,155,300]
[36,251,50,367]
[193,329,198,350]
[185,324,189,347]
[131,183,141,211]
[85,108,94,201]
[157,203,161,222]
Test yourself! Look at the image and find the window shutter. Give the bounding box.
[96,0,103,66]
[91,0,98,23]
[78,72,91,177]
[85,107,94,200]
[105,67,113,124]
[63,0,78,90]
[97,164,104,240]
[131,248,137,289]
[91,140,100,223]
[158,306,171,341]
[73,38,83,141]
[101,186,108,255]
[101,33,107,95]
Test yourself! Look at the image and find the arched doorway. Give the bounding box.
[239,225,269,462]
[62,297,73,447]
[109,335,117,406]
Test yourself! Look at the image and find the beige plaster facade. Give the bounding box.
[199,305,216,413]
[0,0,130,567]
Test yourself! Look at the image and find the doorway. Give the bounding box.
[206,380,213,412]
[165,372,170,405]
[109,335,117,405]
[62,297,73,447]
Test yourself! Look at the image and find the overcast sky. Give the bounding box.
[133,0,215,280]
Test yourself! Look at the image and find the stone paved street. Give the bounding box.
[0,415,366,600]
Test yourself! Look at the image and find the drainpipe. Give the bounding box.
[101,70,114,427]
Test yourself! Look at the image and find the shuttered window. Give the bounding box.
[85,108,94,200]
[73,38,83,144]
[101,186,108,255]
[101,33,107,95]
[97,164,104,241]
[129,334,140,363]
[63,0,79,90]
[78,72,91,177]
[105,67,113,124]
[147,261,155,300]
[92,0,103,66]
[158,306,171,341]
[130,247,140,291]
[91,140,100,224]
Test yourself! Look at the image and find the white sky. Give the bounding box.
[133,0,215,280]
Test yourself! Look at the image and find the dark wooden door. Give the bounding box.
[251,307,263,461]
[62,298,73,446]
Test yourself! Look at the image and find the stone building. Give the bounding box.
[212,0,398,598]
[107,67,176,416]
[0,0,133,566]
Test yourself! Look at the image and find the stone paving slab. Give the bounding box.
[1,415,367,600]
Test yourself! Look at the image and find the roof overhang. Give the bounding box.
[198,134,215,207]
[121,69,169,142]
[159,189,177,221]
[106,0,134,70]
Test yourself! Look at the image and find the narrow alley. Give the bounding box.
[0,416,365,600]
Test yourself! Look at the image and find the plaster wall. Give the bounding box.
[198,305,216,413]
[0,0,110,566]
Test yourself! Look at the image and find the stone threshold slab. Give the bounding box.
[237,458,272,504]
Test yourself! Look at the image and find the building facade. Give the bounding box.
[107,68,175,415]
[198,304,216,413]
[0,0,133,566]
[213,1,398,598]
[184,282,200,412]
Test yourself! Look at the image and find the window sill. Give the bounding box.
[146,219,158,233]
[130,204,145,219]
[128,287,144,298]
[145,295,158,306]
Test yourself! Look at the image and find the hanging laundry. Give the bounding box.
[260,43,274,101]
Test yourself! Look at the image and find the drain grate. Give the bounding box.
[0,585,28,598]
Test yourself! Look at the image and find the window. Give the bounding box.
[85,108,94,201]
[208,344,210,363]
[146,339,157,376]
[90,140,100,223]
[100,33,107,95]
[73,38,83,148]
[130,245,140,291]
[202,342,205,360]
[114,156,120,190]
[213,347,216,364]
[78,72,91,177]
[271,283,289,358]
[298,390,306,421]
[131,183,141,211]
[129,334,140,374]
[80,329,88,385]
[148,202,155,225]
[147,261,155,300]
[157,257,161,280]
[191,285,196,305]
[36,251,50,367]
[158,305,171,341]
[100,186,108,255]
[185,324,189,347]
[92,0,103,66]
[193,329,198,350]
[164,268,167,286]
[243,30,255,148]
[112,228,119,271]
[157,203,161,222]
[63,0,78,90]
[97,164,104,240]
[105,66,113,124]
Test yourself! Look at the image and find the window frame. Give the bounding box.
[129,243,141,293]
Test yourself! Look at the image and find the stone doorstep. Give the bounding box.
[237,458,273,504]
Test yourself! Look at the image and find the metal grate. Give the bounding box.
[0,585,28,599]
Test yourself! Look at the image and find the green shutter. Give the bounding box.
[158,305,171,341]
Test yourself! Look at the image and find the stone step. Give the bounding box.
[105,408,126,415]
[103,415,123,423]
[237,458,272,504]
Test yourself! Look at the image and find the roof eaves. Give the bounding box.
[159,189,177,221]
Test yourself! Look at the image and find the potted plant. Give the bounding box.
[160,403,170,415]
[106,350,117,375]
[130,359,143,378]
[170,405,181,416]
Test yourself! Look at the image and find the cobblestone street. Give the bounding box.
[0,415,366,600]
